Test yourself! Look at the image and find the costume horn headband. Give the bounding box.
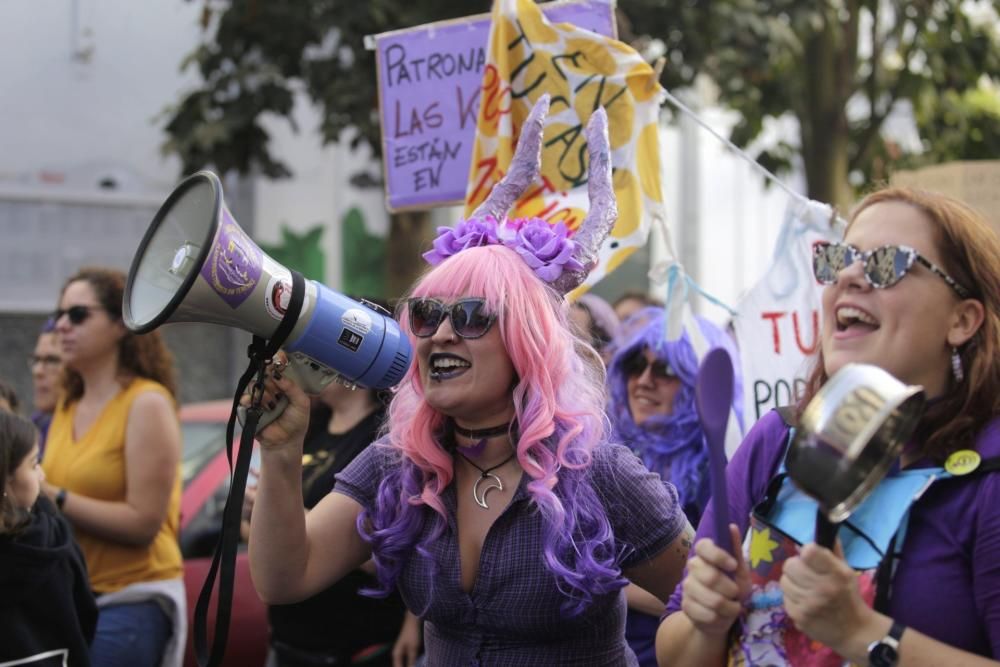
[422,94,618,295]
[468,94,551,223]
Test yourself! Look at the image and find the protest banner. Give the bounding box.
[465,0,666,296]
[373,0,615,212]
[731,198,844,445]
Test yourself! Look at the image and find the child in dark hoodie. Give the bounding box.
[0,410,97,667]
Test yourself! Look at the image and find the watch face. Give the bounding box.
[870,642,899,667]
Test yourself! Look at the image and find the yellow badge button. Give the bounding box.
[944,449,981,476]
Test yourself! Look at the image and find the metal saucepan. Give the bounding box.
[785,363,926,547]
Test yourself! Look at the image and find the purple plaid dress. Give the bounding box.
[335,441,685,666]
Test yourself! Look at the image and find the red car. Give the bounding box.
[180,400,268,667]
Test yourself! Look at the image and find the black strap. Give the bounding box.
[194,270,306,667]
[963,455,1000,477]
[753,471,789,518]
[873,533,898,613]
[870,455,1000,613]
[751,407,797,518]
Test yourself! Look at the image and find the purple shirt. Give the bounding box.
[665,410,1000,658]
[336,441,685,666]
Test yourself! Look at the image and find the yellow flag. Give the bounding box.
[465,0,666,295]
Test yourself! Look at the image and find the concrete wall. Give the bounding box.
[0,1,245,411]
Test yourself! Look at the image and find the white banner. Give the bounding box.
[732,198,844,441]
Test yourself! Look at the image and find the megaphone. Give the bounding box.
[123,170,412,396]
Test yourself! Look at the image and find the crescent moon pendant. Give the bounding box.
[473,472,504,509]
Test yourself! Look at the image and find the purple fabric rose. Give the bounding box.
[422,217,501,265]
[503,218,584,283]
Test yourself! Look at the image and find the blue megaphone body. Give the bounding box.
[123,170,411,394]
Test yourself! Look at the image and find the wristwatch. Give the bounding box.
[867,620,905,667]
[55,487,68,510]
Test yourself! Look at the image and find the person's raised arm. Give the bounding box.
[49,390,180,546]
[782,542,1000,667]
[656,524,750,667]
[248,370,372,604]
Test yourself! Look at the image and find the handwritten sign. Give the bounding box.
[374,0,616,212]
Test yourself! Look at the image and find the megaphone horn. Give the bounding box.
[124,170,411,392]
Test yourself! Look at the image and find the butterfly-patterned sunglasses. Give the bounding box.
[812,241,970,299]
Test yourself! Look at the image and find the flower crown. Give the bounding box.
[422,95,618,295]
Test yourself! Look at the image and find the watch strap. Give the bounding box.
[868,620,906,667]
[55,487,67,510]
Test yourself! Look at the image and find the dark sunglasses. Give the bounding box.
[53,305,105,326]
[407,298,496,339]
[27,354,61,369]
[812,241,970,299]
[622,351,676,381]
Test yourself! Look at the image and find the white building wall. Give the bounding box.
[0,0,391,302]
[0,0,201,193]
[254,99,391,291]
[689,108,805,318]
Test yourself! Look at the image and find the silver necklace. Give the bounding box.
[455,448,516,509]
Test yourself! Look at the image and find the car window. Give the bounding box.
[181,422,230,486]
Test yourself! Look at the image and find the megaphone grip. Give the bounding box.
[237,361,322,433]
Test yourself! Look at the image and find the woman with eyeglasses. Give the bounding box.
[28,317,62,451]
[247,98,693,666]
[251,361,409,667]
[609,307,744,524]
[604,307,742,667]
[40,267,185,667]
[657,187,1000,667]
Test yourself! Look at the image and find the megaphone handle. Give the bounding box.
[237,360,301,433]
[237,396,288,433]
[815,511,839,549]
[236,361,339,433]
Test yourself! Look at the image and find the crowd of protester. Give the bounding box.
[2,185,998,667]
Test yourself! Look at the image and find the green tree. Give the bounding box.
[895,77,1000,171]
[258,224,326,283]
[162,0,998,260]
[341,207,387,299]
[161,0,718,296]
[623,0,1000,210]
[162,1,493,296]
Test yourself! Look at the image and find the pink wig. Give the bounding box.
[363,245,624,613]
[390,244,607,511]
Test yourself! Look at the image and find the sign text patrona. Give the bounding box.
[373,0,615,212]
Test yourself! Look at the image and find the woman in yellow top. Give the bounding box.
[41,266,184,667]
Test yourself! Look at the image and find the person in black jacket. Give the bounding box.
[239,375,408,667]
[0,410,97,667]
[260,379,406,667]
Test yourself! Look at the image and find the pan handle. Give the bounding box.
[815,511,839,549]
